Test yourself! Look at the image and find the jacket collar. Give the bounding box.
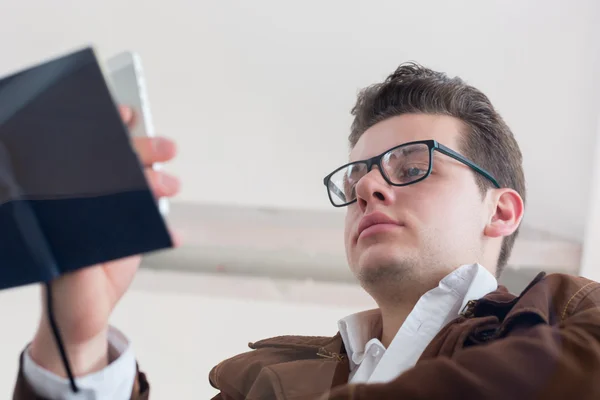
[248,333,350,389]
[246,270,547,355]
[247,272,546,353]
[249,332,347,356]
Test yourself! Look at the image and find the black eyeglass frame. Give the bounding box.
[323,139,501,207]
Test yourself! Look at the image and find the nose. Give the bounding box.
[354,167,395,212]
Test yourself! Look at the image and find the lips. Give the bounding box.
[357,212,403,239]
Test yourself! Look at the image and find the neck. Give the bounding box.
[378,302,416,348]
[368,272,445,348]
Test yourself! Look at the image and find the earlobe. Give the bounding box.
[483,189,524,238]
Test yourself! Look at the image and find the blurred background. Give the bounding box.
[0,0,599,398]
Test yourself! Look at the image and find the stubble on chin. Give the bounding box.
[356,257,421,303]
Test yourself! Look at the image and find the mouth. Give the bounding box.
[357,212,403,240]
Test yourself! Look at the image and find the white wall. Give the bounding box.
[1,1,599,398]
[1,0,599,241]
[0,270,373,399]
[580,115,600,281]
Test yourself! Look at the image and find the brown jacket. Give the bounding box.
[13,272,600,400]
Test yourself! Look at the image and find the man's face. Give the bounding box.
[344,114,492,294]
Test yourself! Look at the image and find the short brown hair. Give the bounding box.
[348,62,526,276]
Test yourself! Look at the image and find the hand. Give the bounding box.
[29,106,181,377]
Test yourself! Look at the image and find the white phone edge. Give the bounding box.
[106,51,169,216]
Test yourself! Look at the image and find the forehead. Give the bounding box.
[350,113,466,162]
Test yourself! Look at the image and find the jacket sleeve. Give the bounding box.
[325,282,600,400]
[12,350,151,400]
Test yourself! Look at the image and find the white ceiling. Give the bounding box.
[1,0,599,242]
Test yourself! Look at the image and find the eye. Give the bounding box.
[406,166,425,177]
[394,163,429,182]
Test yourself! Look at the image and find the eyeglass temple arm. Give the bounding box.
[436,144,501,188]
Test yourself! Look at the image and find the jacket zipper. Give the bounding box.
[316,347,345,362]
[460,300,477,318]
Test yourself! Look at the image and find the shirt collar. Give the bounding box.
[337,263,498,364]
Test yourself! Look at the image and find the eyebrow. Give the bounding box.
[400,145,429,156]
[354,143,430,162]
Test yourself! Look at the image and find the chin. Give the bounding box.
[353,243,414,279]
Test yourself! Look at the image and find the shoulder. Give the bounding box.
[209,334,343,394]
[528,272,600,298]
[519,272,600,321]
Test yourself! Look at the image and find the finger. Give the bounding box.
[169,229,183,248]
[145,169,181,198]
[133,136,177,166]
[119,105,135,128]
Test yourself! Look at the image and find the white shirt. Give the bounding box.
[23,263,497,398]
[23,327,137,400]
[338,263,498,384]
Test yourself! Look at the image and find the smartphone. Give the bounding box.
[0,46,173,290]
[106,51,169,216]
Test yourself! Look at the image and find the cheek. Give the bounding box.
[413,186,475,227]
[343,208,358,250]
[434,192,485,235]
[343,212,353,245]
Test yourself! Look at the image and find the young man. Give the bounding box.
[13,64,600,399]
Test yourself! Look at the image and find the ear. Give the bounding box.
[483,189,525,238]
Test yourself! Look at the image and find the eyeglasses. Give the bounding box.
[323,139,500,207]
